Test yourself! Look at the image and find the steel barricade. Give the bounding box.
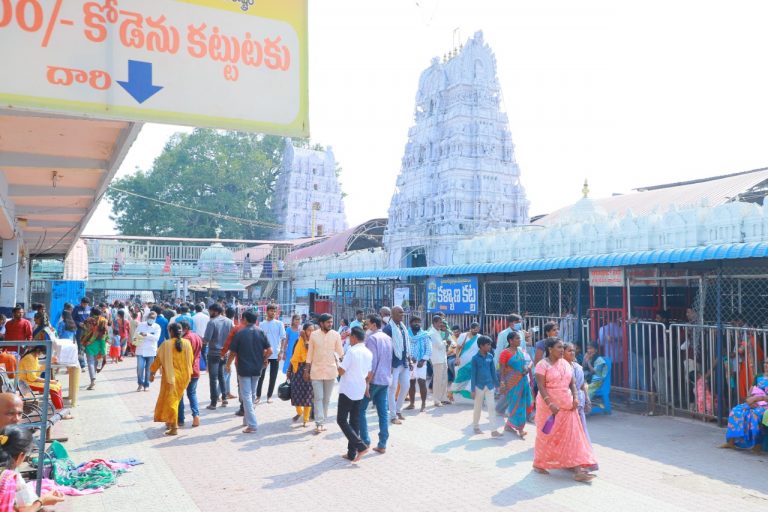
[442,314,479,333]
[589,308,627,388]
[626,321,670,414]
[667,323,720,420]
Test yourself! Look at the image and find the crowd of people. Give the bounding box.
[26,299,597,480]
[3,294,768,505]
[0,296,607,512]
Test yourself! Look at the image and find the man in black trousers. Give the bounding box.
[337,326,372,462]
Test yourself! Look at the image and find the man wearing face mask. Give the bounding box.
[495,314,526,371]
[135,312,161,392]
[379,306,391,326]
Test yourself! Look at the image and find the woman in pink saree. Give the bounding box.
[533,338,597,482]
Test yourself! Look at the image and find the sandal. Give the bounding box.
[573,470,595,482]
[532,467,549,475]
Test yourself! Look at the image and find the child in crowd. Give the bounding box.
[0,425,64,511]
[109,329,122,364]
[470,335,502,438]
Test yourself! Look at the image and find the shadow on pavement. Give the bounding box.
[586,411,768,496]
[262,455,357,489]
[433,426,521,454]
[495,447,535,468]
[491,470,585,507]
[423,403,473,418]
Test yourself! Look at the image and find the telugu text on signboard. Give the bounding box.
[589,268,625,287]
[427,276,479,314]
[0,0,308,136]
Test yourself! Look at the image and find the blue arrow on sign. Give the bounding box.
[117,60,163,104]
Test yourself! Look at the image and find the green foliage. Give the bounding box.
[107,129,284,239]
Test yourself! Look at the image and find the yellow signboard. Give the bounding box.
[0,0,308,136]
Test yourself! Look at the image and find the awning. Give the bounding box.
[0,110,141,257]
[327,242,768,280]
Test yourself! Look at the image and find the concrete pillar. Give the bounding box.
[16,252,29,308]
[0,238,20,309]
[182,279,188,301]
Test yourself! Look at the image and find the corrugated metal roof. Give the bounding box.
[286,226,358,261]
[536,168,768,226]
[327,242,768,279]
[286,219,386,262]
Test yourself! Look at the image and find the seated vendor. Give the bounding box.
[19,347,64,410]
[723,359,768,451]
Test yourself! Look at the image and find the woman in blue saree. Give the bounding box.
[723,359,768,450]
[498,330,532,438]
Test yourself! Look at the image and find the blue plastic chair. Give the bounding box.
[588,356,612,415]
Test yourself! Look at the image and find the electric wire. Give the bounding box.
[107,186,283,229]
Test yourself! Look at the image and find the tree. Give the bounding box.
[107,129,284,239]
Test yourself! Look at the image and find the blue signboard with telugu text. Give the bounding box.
[426,276,479,314]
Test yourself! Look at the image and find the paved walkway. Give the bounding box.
[54,360,768,512]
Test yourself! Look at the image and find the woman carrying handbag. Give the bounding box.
[287,322,315,427]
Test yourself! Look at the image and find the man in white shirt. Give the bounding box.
[192,304,210,371]
[135,312,161,392]
[428,315,449,407]
[257,304,286,403]
[337,326,372,463]
[142,303,151,321]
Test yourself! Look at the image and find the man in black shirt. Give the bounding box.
[225,311,271,433]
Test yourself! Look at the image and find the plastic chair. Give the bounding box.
[589,356,612,415]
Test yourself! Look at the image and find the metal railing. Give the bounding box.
[609,321,768,422]
[0,339,53,496]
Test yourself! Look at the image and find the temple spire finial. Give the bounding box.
[582,179,590,199]
[214,227,222,239]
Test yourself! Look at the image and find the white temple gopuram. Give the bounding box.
[384,31,530,267]
[272,139,347,240]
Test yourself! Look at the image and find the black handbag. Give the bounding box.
[278,380,291,401]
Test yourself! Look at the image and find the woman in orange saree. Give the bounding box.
[149,323,192,436]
